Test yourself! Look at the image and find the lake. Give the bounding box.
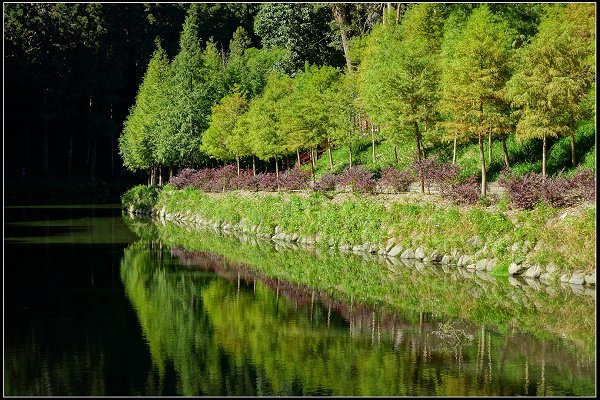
[4,205,595,396]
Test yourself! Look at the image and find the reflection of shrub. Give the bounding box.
[122,185,160,209]
[337,166,376,193]
[379,167,413,193]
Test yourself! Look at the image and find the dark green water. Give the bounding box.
[4,206,596,396]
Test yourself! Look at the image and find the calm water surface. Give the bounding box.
[4,206,596,396]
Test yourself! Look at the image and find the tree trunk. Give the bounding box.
[149,165,155,186]
[502,135,510,168]
[415,122,424,193]
[331,4,352,72]
[479,133,487,197]
[394,145,398,164]
[488,132,492,165]
[275,157,279,178]
[452,135,457,165]
[328,145,333,170]
[252,155,256,176]
[236,155,240,176]
[67,128,74,179]
[569,129,576,167]
[169,167,173,180]
[297,149,301,165]
[396,3,401,23]
[349,145,353,168]
[158,165,163,186]
[542,134,547,179]
[371,124,376,164]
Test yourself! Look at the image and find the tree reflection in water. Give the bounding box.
[119,226,595,396]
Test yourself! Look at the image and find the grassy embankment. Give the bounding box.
[123,183,595,278]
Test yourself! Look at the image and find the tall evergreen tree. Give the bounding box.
[156,4,206,170]
[119,38,170,184]
[359,4,444,189]
[439,5,513,196]
[201,88,250,174]
[244,72,294,177]
[506,4,595,176]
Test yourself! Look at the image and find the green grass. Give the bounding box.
[121,184,161,210]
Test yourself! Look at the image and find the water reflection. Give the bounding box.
[120,236,595,396]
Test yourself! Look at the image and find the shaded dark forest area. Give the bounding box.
[4,4,264,203]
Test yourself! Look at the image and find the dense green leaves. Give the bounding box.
[113,3,595,185]
[506,4,595,175]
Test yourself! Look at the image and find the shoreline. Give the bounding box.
[123,186,596,288]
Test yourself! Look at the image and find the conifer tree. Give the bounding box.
[439,5,512,196]
[506,4,595,176]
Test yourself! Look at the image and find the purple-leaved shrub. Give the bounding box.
[378,167,414,193]
[313,173,338,192]
[257,172,279,191]
[337,166,376,194]
[499,168,595,209]
[569,168,596,202]
[412,158,459,193]
[169,168,196,189]
[444,176,481,205]
[230,170,261,191]
[278,167,310,190]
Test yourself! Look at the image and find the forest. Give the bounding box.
[4,3,596,200]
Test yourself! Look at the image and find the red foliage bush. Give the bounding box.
[313,173,338,192]
[379,166,414,193]
[337,166,376,194]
